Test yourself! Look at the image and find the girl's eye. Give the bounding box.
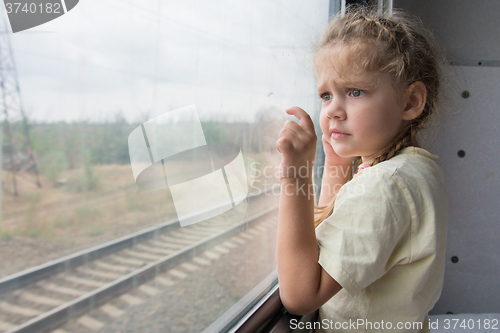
[320,93,332,101]
[349,89,365,97]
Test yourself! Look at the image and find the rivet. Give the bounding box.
[457,150,465,158]
[451,256,459,263]
[461,91,470,99]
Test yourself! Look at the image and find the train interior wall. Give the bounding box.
[394,0,500,314]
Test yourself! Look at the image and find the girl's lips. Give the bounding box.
[330,129,350,139]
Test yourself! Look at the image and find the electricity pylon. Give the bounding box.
[0,9,42,197]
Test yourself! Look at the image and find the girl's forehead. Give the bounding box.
[315,43,383,88]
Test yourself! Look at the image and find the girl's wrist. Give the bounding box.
[280,175,313,184]
[279,176,315,197]
[279,160,314,181]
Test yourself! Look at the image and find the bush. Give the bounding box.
[39,151,69,185]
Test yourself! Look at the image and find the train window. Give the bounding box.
[0,1,329,332]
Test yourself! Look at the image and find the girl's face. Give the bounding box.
[316,45,408,164]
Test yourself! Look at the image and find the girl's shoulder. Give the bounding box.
[331,146,447,229]
[347,146,447,202]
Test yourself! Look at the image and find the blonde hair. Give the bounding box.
[314,5,443,227]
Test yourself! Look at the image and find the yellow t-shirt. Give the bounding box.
[315,147,448,333]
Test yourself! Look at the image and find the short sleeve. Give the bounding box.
[316,170,412,296]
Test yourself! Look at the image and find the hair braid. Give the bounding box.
[371,127,413,166]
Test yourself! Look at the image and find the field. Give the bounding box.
[0,152,280,278]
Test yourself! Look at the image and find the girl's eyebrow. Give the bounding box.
[317,82,328,93]
[317,76,379,92]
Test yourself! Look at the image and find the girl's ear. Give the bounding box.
[402,81,427,121]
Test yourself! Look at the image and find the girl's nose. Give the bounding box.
[324,98,346,120]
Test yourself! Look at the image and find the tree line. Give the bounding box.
[2,111,280,187]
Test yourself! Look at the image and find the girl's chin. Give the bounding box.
[330,145,354,158]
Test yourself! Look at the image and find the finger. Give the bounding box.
[278,127,298,142]
[278,125,309,154]
[283,119,303,137]
[276,136,294,154]
[286,107,315,133]
[321,134,332,146]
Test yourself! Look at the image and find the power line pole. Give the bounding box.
[0,8,42,198]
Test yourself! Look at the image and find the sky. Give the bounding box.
[4,0,330,123]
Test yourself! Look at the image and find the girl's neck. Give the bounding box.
[361,139,422,165]
[410,138,421,148]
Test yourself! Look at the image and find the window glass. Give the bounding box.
[0,1,328,332]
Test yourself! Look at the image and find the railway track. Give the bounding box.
[0,187,280,333]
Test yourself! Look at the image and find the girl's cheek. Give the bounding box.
[319,112,330,136]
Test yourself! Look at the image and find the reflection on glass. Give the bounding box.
[129,105,250,227]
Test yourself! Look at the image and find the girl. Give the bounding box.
[276,6,448,332]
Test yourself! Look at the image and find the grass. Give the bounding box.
[0,227,14,239]
[0,152,278,241]
[26,228,42,238]
[74,205,101,224]
[87,224,106,236]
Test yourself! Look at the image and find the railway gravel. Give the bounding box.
[57,212,278,333]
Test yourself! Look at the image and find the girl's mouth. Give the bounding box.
[330,128,350,139]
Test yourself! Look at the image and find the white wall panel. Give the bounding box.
[395,0,500,314]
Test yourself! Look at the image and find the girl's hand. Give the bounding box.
[276,107,317,181]
[321,134,356,167]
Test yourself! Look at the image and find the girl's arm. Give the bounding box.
[276,107,343,315]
